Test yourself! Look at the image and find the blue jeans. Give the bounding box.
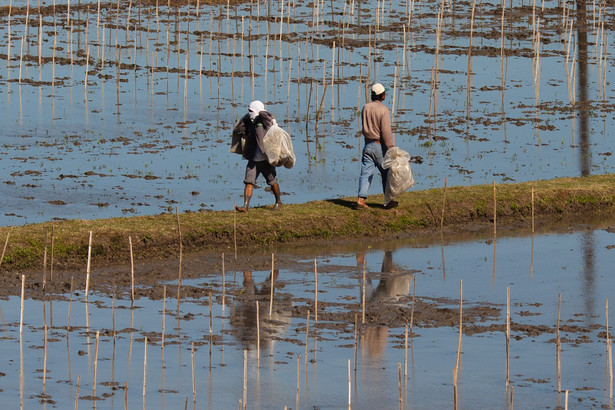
[358,141,388,199]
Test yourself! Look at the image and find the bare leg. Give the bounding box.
[235,184,253,212]
[271,182,282,210]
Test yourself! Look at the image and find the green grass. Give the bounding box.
[1,174,615,272]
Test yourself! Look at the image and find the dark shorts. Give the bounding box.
[244,160,277,186]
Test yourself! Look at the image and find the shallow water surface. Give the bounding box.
[0,0,613,225]
[2,222,615,408]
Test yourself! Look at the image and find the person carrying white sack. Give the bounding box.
[233,100,283,212]
[356,83,398,210]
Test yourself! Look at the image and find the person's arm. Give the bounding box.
[380,107,394,148]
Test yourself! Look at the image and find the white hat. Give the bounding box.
[371,83,386,95]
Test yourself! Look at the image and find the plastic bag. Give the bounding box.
[382,147,414,204]
[262,120,296,168]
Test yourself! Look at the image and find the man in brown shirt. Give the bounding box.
[356,83,397,209]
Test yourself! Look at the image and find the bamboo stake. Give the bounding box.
[506,286,510,386]
[192,342,196,402]
[354,314,358,372]
[43,324,47,393]
[209,292,213,365]
[129,236,135,302]
[348,359,351,410]
[314,259,319,323]
[410,276,416,332]
[74,375,80,409]
[455,280,463,374]
[243,350,248,410]
[0,231,9,270]
[162,285,166,360]
[361,260,366,324]
[222,253,226,314]
[176,207,183,305]
[85,231,92,301]
[270,253,275,316]
[233,204,238,261]
[296,355,301,410]
[398,363,402,410]
[555,293,562,393]
[256,300,260,356]
[531,188,535,233]
[143,337,148,400]
[306,310,310,372]
[67,277,73,332]
[19,274,25,336]
[50,226,54,281]
[93,331,100,397]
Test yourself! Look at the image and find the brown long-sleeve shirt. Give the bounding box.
[361,100,394,149]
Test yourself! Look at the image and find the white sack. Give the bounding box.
[382,147,414,204]
[262,120,296,168]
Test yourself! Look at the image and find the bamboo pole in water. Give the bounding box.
[162,285,166,360]
[67,277,73,332]
[243,350,248,410]
[233,205,237,261]
[362,260,366,324]
[176,207,183,305]
[354,314,358,372]
[269,253,275,316]
[398,363,403,410]
[50,226,55,281]
[506,286,510,386]
[314,259,318,323]
[93,331,100,397]
[347,359,351,410]
[43,324,48,393]
[85,231,92,301]
[222,253,226,314]
[143,337,148,400]
[74,375,80,409]
[296,355,301,410]
[256,300,260,356]
[455,280,463,375]
[306,310,311,371]
[191,342,196,402]
[129,236,135,302]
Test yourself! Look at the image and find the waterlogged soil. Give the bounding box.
[5,215,611,344]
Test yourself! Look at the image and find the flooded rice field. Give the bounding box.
[0,0,614,225]
[2,220,615,408]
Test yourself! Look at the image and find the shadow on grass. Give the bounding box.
[326,198,387,210]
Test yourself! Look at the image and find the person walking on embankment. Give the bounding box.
[356,83,398,210]
[233,100,283,212]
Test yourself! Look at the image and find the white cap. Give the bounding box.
[371,83,386,95]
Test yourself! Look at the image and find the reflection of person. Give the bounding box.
[230,270,291,350]
[358,250,412,360]
[234,100,282,212]
[358,250,412,304]
[356,83,397,210]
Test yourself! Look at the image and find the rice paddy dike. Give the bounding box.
[0,174,614,280]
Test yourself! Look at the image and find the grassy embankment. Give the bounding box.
[0,174,614,272]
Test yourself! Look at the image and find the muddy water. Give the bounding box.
[0,0,614,225]
[2,221,615,408]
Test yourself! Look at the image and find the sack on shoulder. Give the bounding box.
[230,119,247,155]
[262,120,296,169]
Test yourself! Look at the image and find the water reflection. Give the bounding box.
[358,250,412,361]
[229,270,291,351]
[576,0,590,176]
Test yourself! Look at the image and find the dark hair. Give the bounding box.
[371,91,385,101]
